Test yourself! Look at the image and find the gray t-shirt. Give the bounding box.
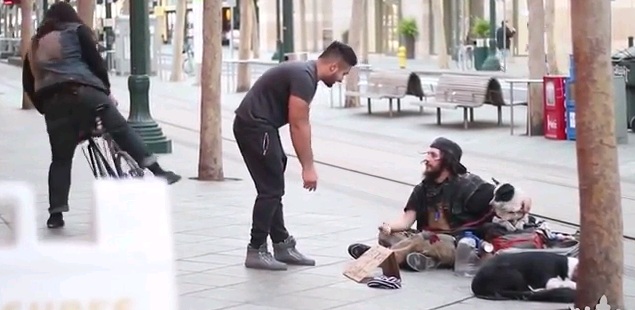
[234,60,318,129]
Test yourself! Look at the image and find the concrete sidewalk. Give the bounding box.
[0,93,583,310]
[1,62,634,308]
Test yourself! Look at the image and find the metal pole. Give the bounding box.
[127,0,173,154]
[274,0,283,62]
[105,0,113,70]
[502,0,507,72]
[229,5,235,90]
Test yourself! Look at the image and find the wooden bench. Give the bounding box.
[412,74,493,129]
[345,71,430,117]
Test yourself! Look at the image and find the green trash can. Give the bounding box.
[611,48,635,129]
[473,47,488,71]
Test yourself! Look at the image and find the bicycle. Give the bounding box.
[80,115,144,179]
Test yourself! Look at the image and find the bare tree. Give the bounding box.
[431,0,449,69]
[361,0,369,63]
[571,1,624,309]
[236,0,253,92]
[343,0,365,108]
[170,0,187,82]
[198,0,224,181]
[298,0,307,52]
[251,0,260,58]
[526,0,545,135]
[76,0,95,28]
[20,0,34,110]
[544,0,558,74]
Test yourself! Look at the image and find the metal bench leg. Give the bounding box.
[497,106,503,126]
[419,96,424,114]
[388,98,394,117]
[469,108,474,122]
[367,98,372,114]
[510,104,515,135]
[463,108,469,129]
[436,108,442,125]
[397,99,402,113]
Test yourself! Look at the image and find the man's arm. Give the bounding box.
[77,25,111,93]
[385,184,424,232]
[288,73,316,169]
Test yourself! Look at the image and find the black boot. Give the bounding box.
[244,243,288,271]
[46,213,65,229]
[273,236,316,266]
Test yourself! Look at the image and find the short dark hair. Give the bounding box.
[319,41,358,67]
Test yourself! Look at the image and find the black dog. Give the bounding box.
[471,252,577,303]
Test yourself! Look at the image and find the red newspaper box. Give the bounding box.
[543,75,567,140]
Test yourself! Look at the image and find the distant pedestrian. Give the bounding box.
[496,20,516,59]
[233,41,358,270]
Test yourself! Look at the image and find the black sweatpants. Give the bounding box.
[233,116,290,248]
[43,85,153,214]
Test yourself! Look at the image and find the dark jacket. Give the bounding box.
[23,22,111,114]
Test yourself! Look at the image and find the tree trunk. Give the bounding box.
[170,0,187,82]
[298,0,307,52]
[432,0,449,69]
[251,0,260,58]
[571,1,624,309]
[526,0,545,136]
[343,0,365,108]
[236,0,253,92]
[198,0,224,181]
[361,0,369,64]
[544,0,558,74]
[20,0,34,110]
[311,0,318,52]
[77,0,95,28]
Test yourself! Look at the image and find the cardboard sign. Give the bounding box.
[0,178,177,309]
[343,245,401,283]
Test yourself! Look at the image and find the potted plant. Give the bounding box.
[398,17,418,59]
[471,17,491,70]
[471,17,490,47]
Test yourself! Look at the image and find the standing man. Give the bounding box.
[233,41,358,271]
[496,20,516,61]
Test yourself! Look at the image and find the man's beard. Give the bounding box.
[423,165,443,180]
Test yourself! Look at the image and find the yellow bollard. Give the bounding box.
[397,46,407,69]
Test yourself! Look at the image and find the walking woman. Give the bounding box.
[22,2,181,229]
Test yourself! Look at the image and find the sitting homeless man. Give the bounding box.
[347,137,495,271]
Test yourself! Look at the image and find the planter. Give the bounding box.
[404,36,416,59]
[475,38,488,48]
[473,46,488,71]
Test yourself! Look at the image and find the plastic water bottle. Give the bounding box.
[454,231,480,277]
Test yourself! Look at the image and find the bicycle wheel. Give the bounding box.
[86,138,118,178]
[114,151,145,178]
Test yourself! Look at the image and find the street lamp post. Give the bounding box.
[272,0,283,62]
[281,0,294,56]
[481,0,502,71]
[127,0,172,154]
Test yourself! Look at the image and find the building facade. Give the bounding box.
[257,0,635,66]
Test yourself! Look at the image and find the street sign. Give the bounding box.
[0,179,177,309]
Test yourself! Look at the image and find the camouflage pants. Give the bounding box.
[378,229,456,268]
